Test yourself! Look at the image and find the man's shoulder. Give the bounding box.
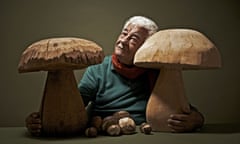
[87,55,112,71]
[102,55,111,65]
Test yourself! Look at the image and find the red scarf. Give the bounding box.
[111,54,159,91]
[112,54,146,79]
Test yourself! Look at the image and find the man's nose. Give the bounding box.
[120,35,129,44]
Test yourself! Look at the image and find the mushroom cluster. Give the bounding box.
[18,37,104,136]
[134,29,222,132]
[85,111,152,137]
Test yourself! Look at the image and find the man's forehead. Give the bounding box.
[123,24,149,36]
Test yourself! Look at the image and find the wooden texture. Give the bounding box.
[18,37,104,72]
[18,37,104,136]
[134,29,221,70]
[134,29,222,132]
[146,68,190,131]
[41,70,88,136]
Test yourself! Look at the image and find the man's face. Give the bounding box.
[114,24,149,65]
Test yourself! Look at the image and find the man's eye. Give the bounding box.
[121,32,128,36]
[130,36,139,42]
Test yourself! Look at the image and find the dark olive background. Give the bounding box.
[1,0,239,126]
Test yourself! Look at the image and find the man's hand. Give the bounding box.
[25,112,42,136]
[167,109,204,133]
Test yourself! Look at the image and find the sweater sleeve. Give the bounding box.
[78,66,98,106]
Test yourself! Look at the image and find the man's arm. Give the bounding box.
[78,66,99,106]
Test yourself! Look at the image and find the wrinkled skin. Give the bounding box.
[114,24,149,65]
[25,24,204,135]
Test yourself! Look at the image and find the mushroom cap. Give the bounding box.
[134,29,222,70]
[18,37,104,73]
[119,117,136,134]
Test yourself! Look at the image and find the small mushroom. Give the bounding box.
[106,124,121,136]
[18,37,104,136]
[113,111,136,134]
[113,111,131,120]
[118,117,136,134]
[102,116,121,136]
[85,127,98,137]
[139,122,152,134]
[134,29,222,132]
[90,116,103,132]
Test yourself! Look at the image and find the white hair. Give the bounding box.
[123,16,158,36]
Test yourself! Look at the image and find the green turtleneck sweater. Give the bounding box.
[78,56,151,124]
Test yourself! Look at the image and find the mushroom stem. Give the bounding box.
[40,69,88,136]
[146,67,190,132]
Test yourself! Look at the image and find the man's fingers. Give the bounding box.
[30,112,40,118]
[25,112,42,136]
[31,119,41,124]
[168,124,185,133]
[27,123,42,130]
[167,118,183,127]
[25,117,41,125]
[170,114,188,121]
[28,129,41,136]
[26,123,42,136]
[25,112,41,124]
[167,115,189,133]
[28,127,41,133]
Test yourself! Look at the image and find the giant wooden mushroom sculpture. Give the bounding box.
[18,37,104,136]
[134,29,221,132]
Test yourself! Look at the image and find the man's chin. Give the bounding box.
[114,54,122,60]
[114,50,124,57]
[114,53,124,61]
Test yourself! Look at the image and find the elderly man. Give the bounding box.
[26,16,204,136]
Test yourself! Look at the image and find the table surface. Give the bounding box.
[0,124,240,144]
